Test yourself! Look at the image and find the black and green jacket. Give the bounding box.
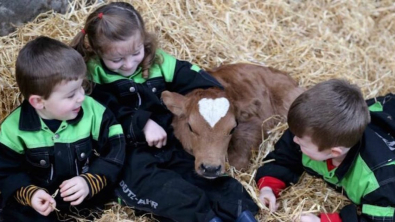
[87,49,222,145]
[256,93,395,222]
[0,96,125,207]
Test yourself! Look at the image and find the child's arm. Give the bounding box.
[255,130,304,197]
[165,59,223,95]
[77,107,126,199]
[90,88,152,144]
[143,119,167,148]
[0,119,57,213]
[12,185,56,216]
[0,141,40,207]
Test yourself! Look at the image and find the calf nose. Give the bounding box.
[200,164,222,177]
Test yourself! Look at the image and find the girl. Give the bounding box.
[71,2,258,222]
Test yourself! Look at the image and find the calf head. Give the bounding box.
[162,88,237,179]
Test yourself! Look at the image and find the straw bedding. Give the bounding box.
[0,0,394,221]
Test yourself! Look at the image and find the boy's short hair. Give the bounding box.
[16,36,86,99]
[288,79,370,150]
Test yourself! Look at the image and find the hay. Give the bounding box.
[1,0,395,221]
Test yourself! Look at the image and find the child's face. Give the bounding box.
[101,34,145,77]
[293,135,332,161]
[38,78,85,121]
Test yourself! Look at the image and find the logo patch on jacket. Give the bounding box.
[376,133,395,151]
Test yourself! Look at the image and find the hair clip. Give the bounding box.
[98,12,103,19]
[81,29,86,34]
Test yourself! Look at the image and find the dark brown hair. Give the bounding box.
[70,2,158,79]
[288,79,370,150]
[16,36,87,99]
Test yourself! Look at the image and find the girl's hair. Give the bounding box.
[70,2,157,79]
[16,36,87,99]
[287,79,370,150]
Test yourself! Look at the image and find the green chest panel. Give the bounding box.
[302,154,380,204]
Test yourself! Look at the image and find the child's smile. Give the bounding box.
[36,78,85,121]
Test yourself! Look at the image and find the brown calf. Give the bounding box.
[162,63,303,178]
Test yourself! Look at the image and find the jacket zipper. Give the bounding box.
[50,164,54,181]
[75,159,80,175]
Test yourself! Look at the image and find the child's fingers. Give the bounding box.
[268,196,277,212]
[155,139,164,148]
[36,198,53,214]
[59,178,73,189]
[41,204,54,216]
[61,184,78,197]
[59,180,71,192]
[70,195,86,206]
[146,139,154,147]
[60,181,77,194]
[157,134,167,148]
[63,190,83,202]
[36,200,49,212]
[162,136,167,147]
[261,195,276,212]
[41,193,55,206]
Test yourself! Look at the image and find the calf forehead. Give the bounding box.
[197,97,230,128]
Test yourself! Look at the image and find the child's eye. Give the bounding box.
[67,94,75,99]
[112,59,122,63]
[132,51,140,56]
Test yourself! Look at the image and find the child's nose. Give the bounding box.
[122,57,134,69]
[77,90,85,103]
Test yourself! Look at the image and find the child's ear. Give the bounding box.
[28,95,45,110]
[330,147,346,157]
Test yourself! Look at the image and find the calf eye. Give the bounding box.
[188,123,194,133]
[187,123,200,136]
[229,120,238,135]
[229,126,236,135]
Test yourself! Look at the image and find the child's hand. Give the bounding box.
[143,119,167,148]
[258,187,279,212]
[299,213,320,222]
[59,176,89,206]
[31,189,56,216]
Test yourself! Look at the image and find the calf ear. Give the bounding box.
[161,91,186,117]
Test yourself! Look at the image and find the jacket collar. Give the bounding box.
[335,126,395,181]
[19,100,84,131]
[333,139,361,181]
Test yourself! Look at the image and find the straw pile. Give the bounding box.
[1,0,394,221]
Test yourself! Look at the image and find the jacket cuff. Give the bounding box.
[320,213,342,222]
[257,176,286,197]
[14,185,47,206]
[80,173,107,198]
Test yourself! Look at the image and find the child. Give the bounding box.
[255,79,395,222]
[71,2,259,222]
[0,36,126,221]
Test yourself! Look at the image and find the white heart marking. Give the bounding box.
[198,98,230,128]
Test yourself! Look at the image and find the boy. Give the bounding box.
[255,79,395,222]
[0,36,126,221]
